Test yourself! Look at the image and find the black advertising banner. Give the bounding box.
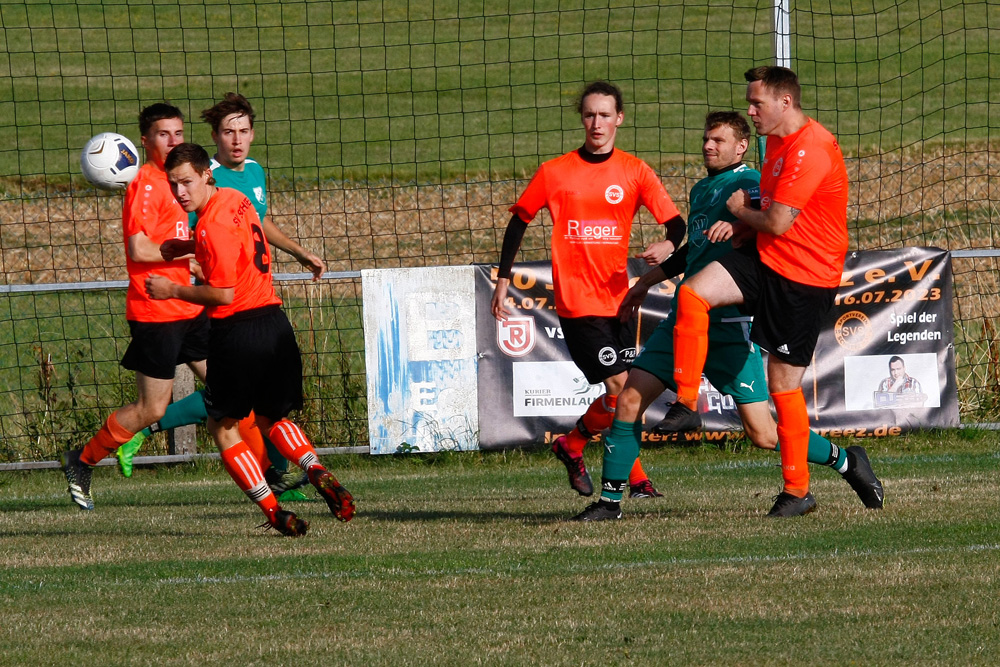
[475,248,958,451]
[810,247,958,434]
[475,260,744,450]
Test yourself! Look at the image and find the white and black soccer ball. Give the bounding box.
[80,132,140,191]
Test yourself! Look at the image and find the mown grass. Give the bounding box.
[0,429,997,665]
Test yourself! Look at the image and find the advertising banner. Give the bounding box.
[474,260,743,450]
[811,247,958,435]
[362,266,479,454]
[475,248,957,450]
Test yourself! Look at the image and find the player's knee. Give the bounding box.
[614,387,643,422]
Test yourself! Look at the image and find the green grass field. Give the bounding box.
[2,430,997,665]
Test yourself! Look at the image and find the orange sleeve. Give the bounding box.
[509,164,548,222]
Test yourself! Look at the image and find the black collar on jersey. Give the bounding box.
[577,146,614,164]
[706,161,744,178]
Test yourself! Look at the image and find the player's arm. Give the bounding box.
[261,217,326,281]
[127,232,184,263]
[726,190,799,236]
[144,276,233,306]
[491,214,529,321]
[637,214,685,265]
[619,244,689,322]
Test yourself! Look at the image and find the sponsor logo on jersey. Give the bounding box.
[604,184,625,204]
[565,219,623,243]
[497,317,535,357]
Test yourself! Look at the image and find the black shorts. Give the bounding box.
[559,314,638,384]
[203,305,303,422]
[121,311,209,380]
[717,244,835,367]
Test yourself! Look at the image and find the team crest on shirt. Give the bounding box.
[604,185,624,204]
[253,186,265,204]
[772,158,784,177]
[497,317,535,357]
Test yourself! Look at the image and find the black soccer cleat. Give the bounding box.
[629,479,663,499]
[842,446,885,509]
[62,449,94,511]
[570,500,623,522]
[552,436,593,496]
[264,466,310,497]
[766,491,817,518]
[263,509,309,537]
[651,402,702,434]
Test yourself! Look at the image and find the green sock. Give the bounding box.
[150,389,208,433]
[599,419,642,502]
[776,431,848,473]
[264,436,290,474]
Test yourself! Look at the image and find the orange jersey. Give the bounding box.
[122,163,203,322]
[194,187,282,319]
[511,149,680,317]
[757,118,849,288]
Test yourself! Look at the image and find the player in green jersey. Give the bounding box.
[116,94,326,498]
[572,111,884,521]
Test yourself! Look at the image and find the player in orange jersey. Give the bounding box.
[657,66,882,517]
[62,103,209,511]
[144,143,354,536]
[491,81,685,517]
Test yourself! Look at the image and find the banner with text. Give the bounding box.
[809,246,958,437]
[474,260,744,450]
[475,248,957,450]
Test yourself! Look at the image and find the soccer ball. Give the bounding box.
[80,132,140,191]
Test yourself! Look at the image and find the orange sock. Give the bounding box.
[564,394,617,457]
[80,411,135,466]
[628,456,649,485]
[672,285,710,410]
[268,419,322,471]
[771,388,811,496]
[238,412,269,469]
[220,441,279,520]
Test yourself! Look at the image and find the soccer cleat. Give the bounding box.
[629,479,663,499]
[308,468,356,522]
[842,446,885,509]
[116,431,147,478]
[651,402,702,434]
[551,436,594,496]
[570,500,623,522]
[62,449,94,511]
[766,491,817,518]
[263,509,309,537]
[264,466,310,497]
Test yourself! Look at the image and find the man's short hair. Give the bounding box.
[139,103,183,138]
[164,142,213,179]
[201,92,256,133]
[705,111,751,143]
[577,81,623,114]
[888,355,905,368]
[744,66,801,109]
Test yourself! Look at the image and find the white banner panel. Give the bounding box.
[362,267,479,454]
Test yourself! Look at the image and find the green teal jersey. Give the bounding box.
[188,158,268,229]
[680,162,761,323]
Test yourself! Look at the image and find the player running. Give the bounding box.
[116,93,325,500]
[62,104,207,511]
[145,142,353,536]
[492,80,685,500]
[572,111,884,521]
